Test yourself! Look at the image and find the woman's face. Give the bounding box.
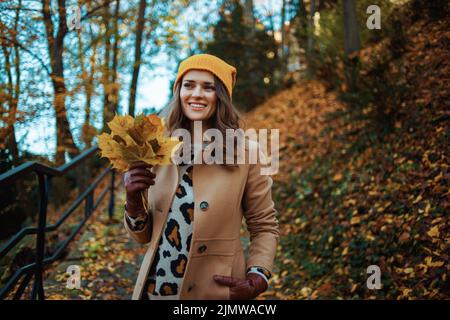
[180,70,217,124]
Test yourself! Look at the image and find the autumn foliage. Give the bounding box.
[1,0,448,301]
[97,113,181,171]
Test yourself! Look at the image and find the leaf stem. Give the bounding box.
[141,190,148,213]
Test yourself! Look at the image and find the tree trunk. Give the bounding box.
[292,0,308,58]
[110,0,121,116]
[281,0,286,59]
[0,0,22,165]
[307,0,316,53]
[343,0,360,92]
[42,0,79,165]
[306,0,316,76]
[244,0,255,30]
[102,3,112,132]
[297,0,308,35]
[1,38,19,165]
[343,0,360,55]
[78,23,97,149]
[128,0,147,117]
[11,1,21,164]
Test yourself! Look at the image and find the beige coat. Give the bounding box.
[124,141,280,299]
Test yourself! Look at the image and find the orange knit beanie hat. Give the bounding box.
[173,54,237,98]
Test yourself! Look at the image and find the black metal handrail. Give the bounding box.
[0,146,118,300]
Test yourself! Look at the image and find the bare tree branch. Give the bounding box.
[0,36,51,75]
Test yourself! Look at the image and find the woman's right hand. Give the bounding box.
[124,161,155,216]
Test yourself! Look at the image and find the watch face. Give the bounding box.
[126,211,148,231]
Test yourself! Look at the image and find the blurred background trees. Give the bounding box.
[2,0,418,169]
[0,0,442,240]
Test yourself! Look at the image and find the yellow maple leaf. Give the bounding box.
[427,226,440,238]
[350,216,360,225]
[425,256,444,268]
[107,114,134,137]
[403,268,414,274]
[402,288,412,297]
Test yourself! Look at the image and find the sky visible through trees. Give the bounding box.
[8,0,285,158]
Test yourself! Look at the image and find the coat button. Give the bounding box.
[198,244,207,253]
[187,283,196,292]
[200,201,209,211]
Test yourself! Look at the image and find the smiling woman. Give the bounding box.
[123,54,279,300]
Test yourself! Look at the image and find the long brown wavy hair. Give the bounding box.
[162,74,245,166]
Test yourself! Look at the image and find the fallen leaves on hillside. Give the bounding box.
[243,13,449,300]
[43,187,146,300]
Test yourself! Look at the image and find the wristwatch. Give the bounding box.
[124,202,150,231]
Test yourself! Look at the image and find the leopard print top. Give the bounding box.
[144,164,194,299]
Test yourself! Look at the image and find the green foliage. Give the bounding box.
[293,0,413,136]
[301,0,399,90]
[205,0,282,111]
[410,0,450,21]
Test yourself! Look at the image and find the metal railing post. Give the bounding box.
[108,169,115,219]
[31,173,49,300]
[85,191,94,219]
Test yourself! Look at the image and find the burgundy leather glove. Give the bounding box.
[213,273,268,300]
[123,161,155,217]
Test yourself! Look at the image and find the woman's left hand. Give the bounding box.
[213,273,268,300]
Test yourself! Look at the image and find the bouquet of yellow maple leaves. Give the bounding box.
[97,113,181,171]
[97,113,181,211]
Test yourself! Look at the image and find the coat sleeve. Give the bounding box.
[242,143,280,273]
